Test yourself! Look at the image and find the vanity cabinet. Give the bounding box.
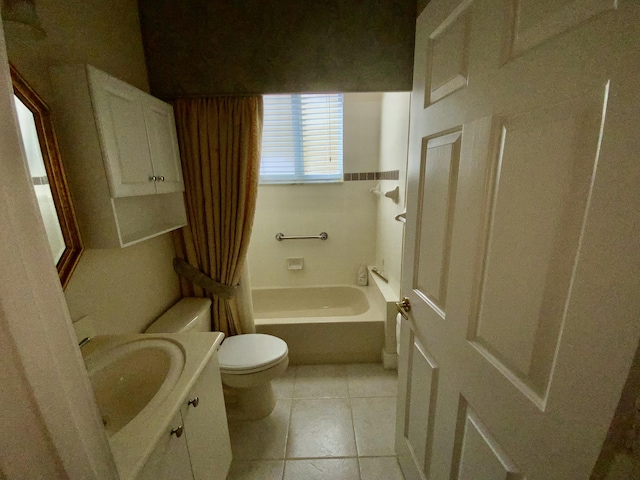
[137,411,193,480]
[138,355,232,480]
[49,65,187,248]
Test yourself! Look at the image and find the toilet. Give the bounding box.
[145,297,288,420]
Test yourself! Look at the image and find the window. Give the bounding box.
[260,93,343,184]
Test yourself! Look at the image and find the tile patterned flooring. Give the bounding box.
[227,364,405,480]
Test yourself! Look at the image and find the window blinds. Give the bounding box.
[260,93,343,183]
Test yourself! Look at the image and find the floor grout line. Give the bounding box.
[348,384,361,459]
[228,363,399,480]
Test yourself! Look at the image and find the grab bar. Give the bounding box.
[276,232,328,241]
[371,267,389,283]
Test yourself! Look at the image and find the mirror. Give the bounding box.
[11,64,83,289]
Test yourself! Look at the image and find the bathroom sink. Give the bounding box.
[84,338,185,436]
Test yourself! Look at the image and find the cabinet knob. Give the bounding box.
[159,175,165,182]
[149,175,158,182]
[188,397,199,408]
[170,425,184,438]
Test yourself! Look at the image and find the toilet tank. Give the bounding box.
[145,298,212,334]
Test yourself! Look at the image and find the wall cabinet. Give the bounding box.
[49,65,187,248]
[138,355,232,480]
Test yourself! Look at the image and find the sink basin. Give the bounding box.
[85,338,185,436]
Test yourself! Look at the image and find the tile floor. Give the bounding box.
[227,363,405,480]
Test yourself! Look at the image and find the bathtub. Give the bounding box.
[253,285,385,364]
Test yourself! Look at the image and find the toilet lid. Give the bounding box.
[218,334,288,372]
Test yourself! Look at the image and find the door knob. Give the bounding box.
[149,175,158,182]
[396,297,411,319]
[170,425,184,438]
[159,175,165,181]
[188,397,199,408]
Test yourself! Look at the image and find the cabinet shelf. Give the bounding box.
[113,193,187,247]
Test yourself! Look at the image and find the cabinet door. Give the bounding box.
[182,355,232,480]
[138,411,194,480]
[87,66,156,197]
[144,98,184,194]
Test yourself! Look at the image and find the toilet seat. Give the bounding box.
[218,334,288,375]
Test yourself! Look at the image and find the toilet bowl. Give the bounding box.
[145,297,289,420]
[218,333,288,420]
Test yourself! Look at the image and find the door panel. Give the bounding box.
[399,0,640,479]
[414,131,462,312]
[138,411,194,480]
[89,67,156,197]
[503,0,619,61]
[407,339,439,473]
[144,99,184,194]
[469,92,606,403]
[451,400,522,480]
[104,90,149,182]
[181,356,231,480]
[426,2,472,105]
[396,317,440,480]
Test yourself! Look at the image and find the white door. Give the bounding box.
[396,1,640,479]
[137,411,194,480]
[88,66,157,197]
[181,356,232,480]
[144,97,185,194]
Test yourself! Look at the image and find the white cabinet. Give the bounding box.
[138,355,232,480]
[89,66,184,197]
[143,97,184,195]
[49,65,187,248]
[137,412,193,480]
[182,355,232,480]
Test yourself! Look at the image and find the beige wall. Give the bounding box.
[0,19,118,476]
[375,92,411,296]
[5,0,180,334]
[247,94,382,288]
[64,238,179,334]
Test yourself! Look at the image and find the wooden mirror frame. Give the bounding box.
[11,64,83,289]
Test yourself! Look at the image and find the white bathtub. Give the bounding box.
[253,285,385,364]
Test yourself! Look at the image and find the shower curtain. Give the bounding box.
[171,96,263,336]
